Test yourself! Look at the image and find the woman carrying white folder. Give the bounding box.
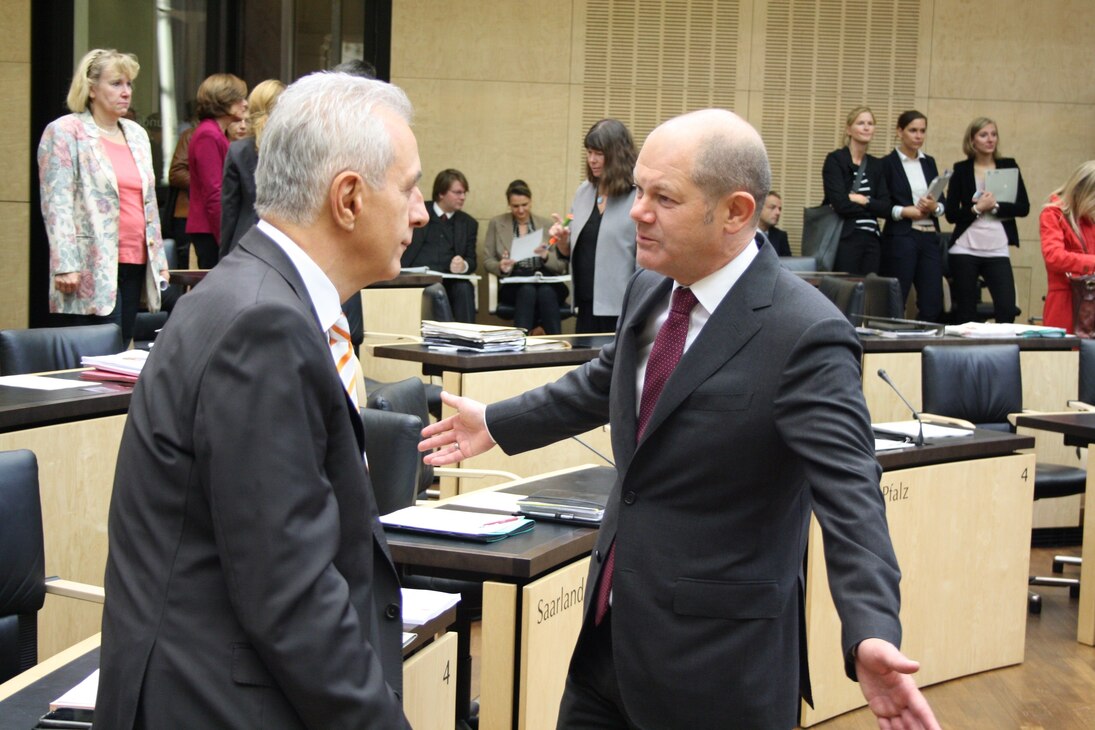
[945,117,1030,324]
[483,180,569,334]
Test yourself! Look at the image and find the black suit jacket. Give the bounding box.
[945,157,1029,247]
[401,207,478,272]
[219,137,259,259]
[881,150,945,236]
[487,245,901,728]
[822,147,891,239]
[97,228,409,729]
[760,226,792,256]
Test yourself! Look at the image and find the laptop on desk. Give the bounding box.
[503,466,616,525]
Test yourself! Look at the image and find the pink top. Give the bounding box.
[102,137,147,264]
[186,118,229,241]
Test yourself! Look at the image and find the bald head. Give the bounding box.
[648,109,771,227]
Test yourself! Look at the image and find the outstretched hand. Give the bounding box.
[855,639,940,730]
[419,391,496,465]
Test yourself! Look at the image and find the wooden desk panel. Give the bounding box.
[801,453,1035,725]
[403,632,458,730]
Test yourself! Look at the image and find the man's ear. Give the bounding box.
[330,171,365,231]
[723,191,757,234]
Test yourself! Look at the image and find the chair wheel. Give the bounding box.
[1071,585,1081,599]
[1053,560,1064,574]
[1028,593,1042,614]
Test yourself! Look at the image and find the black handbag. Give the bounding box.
[802,157,868,271]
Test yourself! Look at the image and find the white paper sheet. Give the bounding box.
[0,375,98,390]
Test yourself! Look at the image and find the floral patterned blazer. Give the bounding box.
[38,111,168,315]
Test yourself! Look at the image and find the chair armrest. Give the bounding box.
[920,413,977,430]
[434,466,520,483]
[1068,400,1095,412]
[45,578,105,604]
[488,273,499,314]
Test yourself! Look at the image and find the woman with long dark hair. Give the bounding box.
[549,119,638,333]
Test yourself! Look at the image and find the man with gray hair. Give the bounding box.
[421,109,939,728]
[96,72,427,728]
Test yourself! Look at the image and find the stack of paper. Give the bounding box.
[401,588,462,627]
[380,506,534,542]
[945,322,1067,338]
[80,350,149,383]
[51,669,98,711]
[421,320,526,352]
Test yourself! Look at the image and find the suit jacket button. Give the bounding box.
[594,549,602,561]
[385,603,399,620]
[623,491,637,505]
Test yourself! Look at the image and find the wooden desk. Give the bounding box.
[1014,412,1095,646]
[0,374,133,662]
[359,273,443,384]
[860,335,1081,531]
[389,467,600,730]
[0,610,459,730]
[802,430,1037,725]
[374,340,614,496]
[167,268,208,290]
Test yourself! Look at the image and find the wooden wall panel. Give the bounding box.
[1,0,30,329]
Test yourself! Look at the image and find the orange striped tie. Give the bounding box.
[328,313,361,410]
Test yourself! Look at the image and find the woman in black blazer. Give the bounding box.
[944,117,1029,324]
[821,106,891,274]
[220,79,285,259]
[880,110,946,321]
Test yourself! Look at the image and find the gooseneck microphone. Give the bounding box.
[877,368,925,447]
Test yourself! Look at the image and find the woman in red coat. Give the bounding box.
[1041,160,1095,332]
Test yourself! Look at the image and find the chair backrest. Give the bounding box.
[360,409,423,515]
[133,311,170,350]
[921,344,1022,429]
[0,449,45,683]
[862,273,904,319]
[817,276,865,322]
[367,377,434,494]
[422,283,454,323]
[1079,339,1095,404]
[778,256,819,272]
[0,324,124,375]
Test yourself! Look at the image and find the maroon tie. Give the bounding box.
[595,286,698,625]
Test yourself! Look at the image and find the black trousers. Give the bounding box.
[54,262,144,345]
[556,613,638,729]
[948,253,1017,324]
[880,229,943,322]
[501,282,568,334]
[443,279,476,323]
[575,298,618,334]
[834,229,881,275]
[189,232,220,270]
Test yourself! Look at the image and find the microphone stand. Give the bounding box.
[877,368,925,447]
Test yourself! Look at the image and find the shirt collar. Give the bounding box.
[433,202,454,219]
[257,219,343,332]
[678,237,759,315]
[896,147,926,162]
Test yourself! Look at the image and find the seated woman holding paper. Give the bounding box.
[1040,160,1095,332]
[483,180,569,334]
[945,117,1029,324]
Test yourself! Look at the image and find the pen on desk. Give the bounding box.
[481,516,522,526]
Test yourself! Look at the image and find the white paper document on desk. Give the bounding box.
[51,669,98,710]
[873,420,974,439]
[0,374,98,390]
[401,588,462,626]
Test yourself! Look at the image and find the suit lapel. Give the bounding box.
[636,250,777,445]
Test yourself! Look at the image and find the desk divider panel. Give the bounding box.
[403,631,458,730]
[479,581,517,730]
[801,453,1035,726]
[518,556,590,730]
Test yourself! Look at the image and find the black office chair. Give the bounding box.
[920,345,1087,613]
[0,450,102,683]
[0,324,123,375]
[818,276,865,322]
[360,408,423,515]
[422,282,454,323]
[862,273,904,319]
[367,377,435,499]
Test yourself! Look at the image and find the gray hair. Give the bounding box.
[691,128,771,227]
[255,72,413,226]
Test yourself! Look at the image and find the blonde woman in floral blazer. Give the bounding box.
[38,48,168,344]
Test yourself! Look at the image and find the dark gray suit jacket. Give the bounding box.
[219,137,258,259]
[487,245,901,728]
[96,228,409,729]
